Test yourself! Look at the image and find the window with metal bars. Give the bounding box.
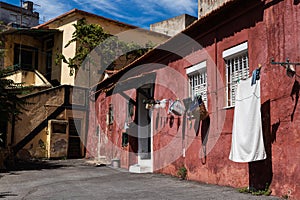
[187,62,207,107]
[225,52,249,107]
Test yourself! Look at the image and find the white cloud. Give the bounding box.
[33,0,197,27]
[33,0,73,23]
[135,0,197,16]
[72,0,162,26]
[159,0,198,15]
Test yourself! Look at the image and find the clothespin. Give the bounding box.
[258,64,262,72]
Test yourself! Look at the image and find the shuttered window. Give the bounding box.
[223,42,249,107]
[186,61,207,107]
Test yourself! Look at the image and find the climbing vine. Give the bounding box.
[56,18,155,74]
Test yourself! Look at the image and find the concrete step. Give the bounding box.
[129,164,152,173]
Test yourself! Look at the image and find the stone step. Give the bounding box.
[129,164,152,173]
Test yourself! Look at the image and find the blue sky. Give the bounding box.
[4,0,198,29]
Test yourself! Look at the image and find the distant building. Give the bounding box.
[0,1,39,28]
[198,0,230,18]
[150,14,197,37]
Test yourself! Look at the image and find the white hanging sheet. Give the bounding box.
[229,78,266,162]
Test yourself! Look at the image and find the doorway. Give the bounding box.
[68,118,83,158]
[137,86,153,170]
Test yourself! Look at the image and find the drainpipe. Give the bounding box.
[97,125,100,160]
[84,89,90,158]
[214,32,218,133]
[97,99,101,161]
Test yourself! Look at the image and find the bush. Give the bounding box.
[177,166,187,180]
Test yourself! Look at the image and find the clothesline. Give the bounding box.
[89,64,276,106]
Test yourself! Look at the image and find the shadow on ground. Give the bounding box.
[1,159,68,173]
[0,192,18,198]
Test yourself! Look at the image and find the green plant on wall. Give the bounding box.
[56,18,155,74]
[238,183,271,196]
[177,166,187,180]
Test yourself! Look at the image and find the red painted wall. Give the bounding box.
[154,0,300,199]
[88,0,300,199]
[86,90,138,169]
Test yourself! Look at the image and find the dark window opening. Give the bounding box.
[52,122,67,134]
[14,44,38,70]
[46,50,52,80]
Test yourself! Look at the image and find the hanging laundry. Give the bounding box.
[154,99,168,109]
[229,78,266,162]
[169,115,174,128]
[168,99,174,114]
[188,95,208,121]
[177,117,181,132]
[155,111,160,131]
[251,67,261,86]
[169,99,185,116]
[182,113,186,140]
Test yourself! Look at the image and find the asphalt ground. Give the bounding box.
[0,159,281,200]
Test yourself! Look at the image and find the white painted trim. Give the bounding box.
[222,42,248,59]
[186,60,207,75]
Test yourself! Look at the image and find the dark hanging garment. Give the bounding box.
[169,115,174,128]
[251,68,261,86]
[182,114,186,140]
[155,111,160,131]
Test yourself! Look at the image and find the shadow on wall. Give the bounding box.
[290,80,299,122]
[248,100,273,191]
[251,80,300,190]
[195,116,210,165]
[270,79,300,143]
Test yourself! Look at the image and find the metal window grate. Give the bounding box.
[189,69,207,107]
[225,52,249,107]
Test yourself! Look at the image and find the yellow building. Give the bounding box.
[1,9,169,160]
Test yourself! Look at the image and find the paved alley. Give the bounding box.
[0,159,281,200]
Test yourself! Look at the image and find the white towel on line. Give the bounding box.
[229,78,266,162]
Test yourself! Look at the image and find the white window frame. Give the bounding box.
[186,60,208,107]
[223,42,249,107]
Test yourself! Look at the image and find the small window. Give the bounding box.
[107,104,114,125]
[223,42,249,107]
[49,120,68,135]
[186,61,208,107]
[52,123,67,134]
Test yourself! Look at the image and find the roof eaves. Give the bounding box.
[34,9,78,29]
[94,0,259,92]
[35,9,139,30]
[35,9,169,38]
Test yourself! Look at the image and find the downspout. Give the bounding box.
[214,32,218,134]
[97,102,101,161]
[84,88,90,157]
